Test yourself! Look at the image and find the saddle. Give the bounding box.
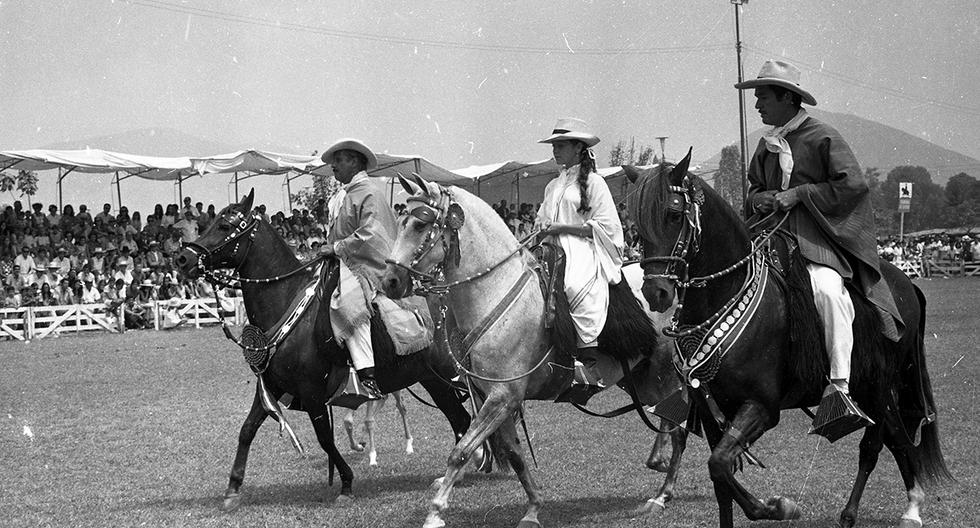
[531,241,662,364]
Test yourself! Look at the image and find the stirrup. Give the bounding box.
[808,385,874,443]
[554,360,606,405]
[328,369,383,409]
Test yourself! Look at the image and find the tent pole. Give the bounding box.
[285,173,293,211]
[114,171,123,211]
[235,172,240,202]
[58,168,63,211]
[178,176,184,205]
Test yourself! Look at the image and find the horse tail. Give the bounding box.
[906,284,954,485]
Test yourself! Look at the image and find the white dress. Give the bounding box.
[536,165,624,347]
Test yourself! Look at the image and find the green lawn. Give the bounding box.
[1,277,977,528]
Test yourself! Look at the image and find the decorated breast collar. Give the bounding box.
[672,250,769,387]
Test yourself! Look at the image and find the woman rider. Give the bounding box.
[535,118,625,401]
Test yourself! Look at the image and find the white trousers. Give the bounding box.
[807,263,855,382]
[345,321,375,371]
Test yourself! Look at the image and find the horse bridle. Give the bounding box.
[639,179,704,287]
[385,187,465,290]
[183,209,260,279]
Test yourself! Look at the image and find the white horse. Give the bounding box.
[382,174,688,528]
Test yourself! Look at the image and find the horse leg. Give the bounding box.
[365,398,383,467]
[222,387,268,512]
[491,414,544,528]
[343,408,365,452]
[886,435,928,528]
[839,424,884,528]
[636,423,689,516]
[392,390,415,454]
[707,402,800,528]
[424,388,519,528]
[309,409,355,501]
[645,426,671,472]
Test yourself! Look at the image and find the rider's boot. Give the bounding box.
[357,367,385,401]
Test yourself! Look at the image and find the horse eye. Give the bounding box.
[412,220,428,232]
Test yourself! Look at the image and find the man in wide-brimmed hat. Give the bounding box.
[318,138,396,400]
[736,60,904,439]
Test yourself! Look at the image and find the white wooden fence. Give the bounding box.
[0,297,246,341]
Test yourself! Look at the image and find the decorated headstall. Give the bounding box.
[641,175,706,284]
[402,186,466,279]
[183,208,259,272]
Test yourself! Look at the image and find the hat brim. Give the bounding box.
[734,78,817,106]
[537,132,600,148]
[320,139,378,171]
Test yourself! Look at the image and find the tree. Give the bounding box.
[712,144,744,213]
[944,172,979,206]
[0,170,39,208]
[881,166,944,233]
[609,139,658,166]
[291,171,340,221]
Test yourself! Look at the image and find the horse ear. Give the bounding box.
[397,173,420,196]
[671,148,693,185]
[622,165,642,184]
[411,172,432,196]
[240,189,255,214]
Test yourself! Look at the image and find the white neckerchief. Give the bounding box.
[762,108,809,190]
[327,171,368,227]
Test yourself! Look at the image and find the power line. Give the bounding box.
[744,45,980,117]
[129,0,730,56]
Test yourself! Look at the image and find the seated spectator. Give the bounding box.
[2,284,21,308]
[174,210,199,243]
[38,282,57,306]
[55,278,75,305]
[79,273,102,304]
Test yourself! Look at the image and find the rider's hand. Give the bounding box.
[752,191,777,214]
[775,189,801,211]
[320,244,335,257]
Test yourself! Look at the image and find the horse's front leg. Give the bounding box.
[425,386,521,528]
[364,398,381,466]
[707,401,799,528]
[223,386,268,512]
[839,423,884,528]
[309,409,355,500]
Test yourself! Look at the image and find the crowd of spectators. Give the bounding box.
[878,234,980,263]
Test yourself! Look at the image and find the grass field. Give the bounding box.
[1,278,978,528]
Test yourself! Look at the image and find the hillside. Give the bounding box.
[702,109,980,186]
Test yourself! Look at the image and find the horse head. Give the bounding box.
[383,173,465,299]
[625,148,700,312]
[176,189,258,279]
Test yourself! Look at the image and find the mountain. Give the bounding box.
[701,110,980,186]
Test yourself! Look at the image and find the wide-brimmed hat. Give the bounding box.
[139,279,155,288]
[734,60,817,106]
[537,118,600,147]
[320,138,378,170]
[93,247,104,254]
[47,262,60,269]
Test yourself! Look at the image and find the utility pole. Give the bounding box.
[655,136,669,163]
[732,0,749,203]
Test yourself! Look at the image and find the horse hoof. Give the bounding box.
[352,442,365,453]
[335,493,354,505]
[406,438,415,454]
[422,513,446,528]
[220,493,241,513]
[430,477,445,491]
[766,496,801,520]
[897,517,922,528]
[632,497,666,517]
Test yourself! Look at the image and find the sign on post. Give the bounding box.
[898,182,913,213]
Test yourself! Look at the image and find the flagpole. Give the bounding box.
[733,0,749,203]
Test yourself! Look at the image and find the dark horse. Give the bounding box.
[624,152,951,528]
[175,189,472,511]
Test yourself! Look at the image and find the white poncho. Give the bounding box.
[536,165,624,347]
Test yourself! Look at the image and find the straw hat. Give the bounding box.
[734,60,817,106]
[320,138,378,170]
[139,279,155,288]
[47,262,60,269]
[537,118,600,147]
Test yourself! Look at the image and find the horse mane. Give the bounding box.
[626,163,674,244]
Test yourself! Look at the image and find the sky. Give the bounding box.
[2,0,979,215]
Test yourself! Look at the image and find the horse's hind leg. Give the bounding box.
[492,414,544,528]
[425,389,518,528]
[223,387,268,512]
[392,390,415,454]
[364,398,385,466]
[839,424,884,528]
[885,436,928,528]
[309,409,355,500]
[343,408,366,452]
[637,423,689,515]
